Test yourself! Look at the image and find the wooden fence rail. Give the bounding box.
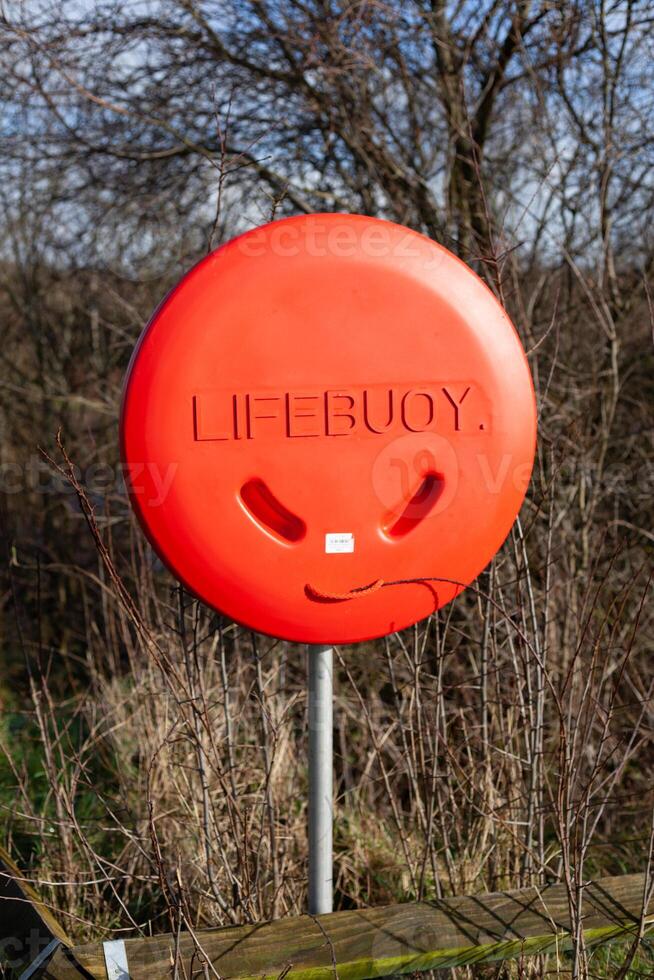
[2,847,652,979]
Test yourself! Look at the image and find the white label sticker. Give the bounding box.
[103,940,131,980]
[325,532,354,554]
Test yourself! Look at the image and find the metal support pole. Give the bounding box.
[308,645,333,915]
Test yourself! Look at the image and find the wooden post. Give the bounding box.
[36,872,654,980]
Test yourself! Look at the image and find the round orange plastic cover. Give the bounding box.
[121,214,536,644]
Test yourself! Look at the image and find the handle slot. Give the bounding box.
[240,478,306,543]
[384,472,443,538]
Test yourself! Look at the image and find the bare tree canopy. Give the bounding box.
[3,1,654,274]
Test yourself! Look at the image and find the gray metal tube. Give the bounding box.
[308,645,333,915]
